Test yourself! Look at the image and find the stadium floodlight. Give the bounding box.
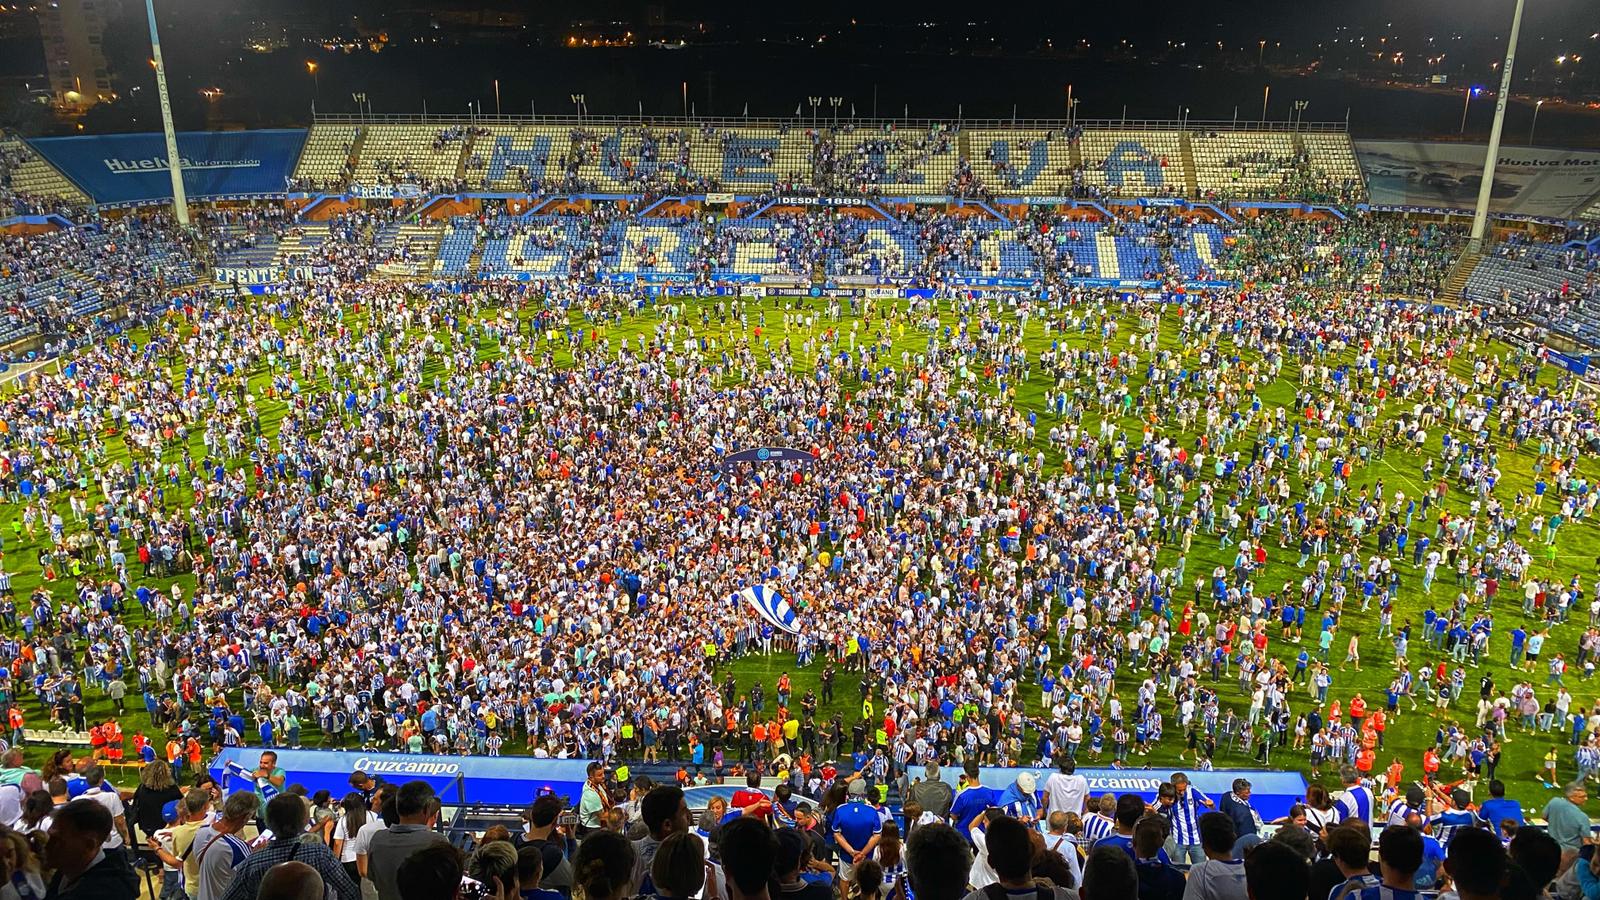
[143,0,188,226]
[570,93,585,122]
[808,96,821,125]
[1470,0,1526,245]
[1458,85,1481,133]
[829,96,842,125]
[1292,99,1310,130]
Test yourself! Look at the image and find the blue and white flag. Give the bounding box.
[223,760,280,801]
[737,585,800,635]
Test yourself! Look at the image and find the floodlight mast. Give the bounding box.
[1470,0,1525,246]
[145,0,190,226]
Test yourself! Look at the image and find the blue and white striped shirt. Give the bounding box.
[1169,787,1212,846]
[1333,785,1375,826]
[1429,809,1481,847]
[1081,812,1116,847]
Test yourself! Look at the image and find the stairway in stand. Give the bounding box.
[1178,133,1199,198]
[1443,247,1483,303]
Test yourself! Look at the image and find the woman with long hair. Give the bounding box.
[131,761,182,848]
[871,821,905,892]
[14,794,51,836]
[571,830,635,900]
[331,791,368,883]
[0,827,45,900]
[1302,783,1338,835]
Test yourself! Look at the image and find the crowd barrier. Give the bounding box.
[210,748,1307,821]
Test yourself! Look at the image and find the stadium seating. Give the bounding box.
[433,217,478,277]
[0,137,92,207]
[820,124,960,195]
[287,121,1368,203]
[352,125,471,190]
[968,130,1077,195]
[274,224,331,267]
[1301,133,1365,200]
[822,221,920,278]
[1077,131,1185,197]
[473,126,560,191]
[292,125,361,191]
[1464,242,1599,304]
[477,216,582,277]
[1190,131,1300,199]
[373,221,443,270]
[687,125,814,192]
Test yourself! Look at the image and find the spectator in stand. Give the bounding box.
[1313,824,1376,900]
[1242,842,1309,900]
[42,799,138,900]
[1475,781,1523,832]
[961,815,1074,900]
[1330,825,1421,900]
[643,833,706,900]
[367,781,451,900]
[1542,781,1589,873]
[1507,828,1560,895]
[396,844,465,900]
[1080,846,1138,900]
[1183,813,1247,900]
[467,842,520,899]
[905,824,973,900]
[1441,828,1506,900]
[218,794,358,900]
[257,862,325,900]
[720,819,776,900]
[1217,781,1260,857]
[1132,818,1185,900]
[907,764,954,821]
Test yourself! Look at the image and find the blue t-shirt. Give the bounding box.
[1477,798,1524,829]
[830,800,882,853]
[1416,835,1445,889]
[950,785,997,834]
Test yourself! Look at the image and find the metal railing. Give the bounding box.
[311,112,1349,134]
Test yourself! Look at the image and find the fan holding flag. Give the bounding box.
[736,585,801,636]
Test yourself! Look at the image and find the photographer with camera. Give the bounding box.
[517,794,576,892]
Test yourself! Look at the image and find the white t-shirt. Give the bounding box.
[193,825,250,900]
[1044,772,1089,816]
[82,787,125,849]
[352,817,386,861]
[0,784,23,827]
[332,814,368,863]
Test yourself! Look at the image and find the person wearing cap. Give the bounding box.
[148,798,186,900]
[145,788,210,900]
[998,773,1040,823]
[831,780,881,879]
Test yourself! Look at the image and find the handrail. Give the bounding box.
[312,112,1349,133]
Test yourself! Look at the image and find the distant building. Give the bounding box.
[37,0,118,109]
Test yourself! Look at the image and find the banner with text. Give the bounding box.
[26,130,307,206]
[1355,140,1600,221]
[209,748,594,808]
